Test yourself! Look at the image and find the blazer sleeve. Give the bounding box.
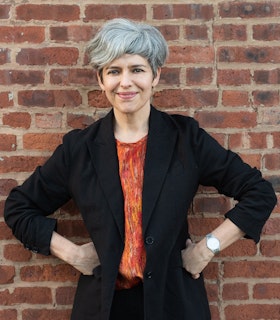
[4,132,75,255]
[190,119,277,243]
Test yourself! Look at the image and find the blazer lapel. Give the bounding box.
[87,110,125,240]
[142,107,178,233]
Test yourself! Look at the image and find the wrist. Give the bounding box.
[197,238,215,261]
[206,233,220,255]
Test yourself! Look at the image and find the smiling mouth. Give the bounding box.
[117,92,137,99]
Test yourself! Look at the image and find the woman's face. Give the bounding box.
[97,54,160,119]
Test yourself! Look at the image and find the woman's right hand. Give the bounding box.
[72,242,100,275]
[50,231,100,275]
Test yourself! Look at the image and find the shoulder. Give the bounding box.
[62,111,110,147]
[153,107,201,135]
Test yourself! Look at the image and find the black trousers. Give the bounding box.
[110,283,144,320]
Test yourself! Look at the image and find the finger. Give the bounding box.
[192,273,200,280]
[185,238,192,247]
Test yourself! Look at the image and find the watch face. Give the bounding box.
[208,237,219,250]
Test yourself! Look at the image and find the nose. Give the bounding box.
[120,71,132,88]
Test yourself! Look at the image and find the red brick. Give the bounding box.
[169,46,214,64]
[222,90,249,107]
[0,179,17,196]
[253,90,279,106]
[260,240,280,257]
[157,25,180,41]
[50,68,97,86]
[67,113,95,129]
[0,309,17,320]
[0,156,47,174]
[193,195,231,214]
[217,69,251,86]
[222,283,249,300]
[88,90,112,108]
[272,131,280,147]
[154,89,218,109]
[0,92,13,108]
[153,4,214,20]
[195,111,257,129]
[0,134,16,151]
[0,70,44,85]
[4,244,32,262]
[263,154,280,170]
[188,217,224,236]
[35,113,63,129]
[84,5,146,21]
[205,283,219,302]
[203,261,219,280]
[0,200,5,217]
[159,67,180,86]
[238,153,261,169]
[18,90,82,108]
[253,24,280,41]
[0,265,15,284]
[253,283,280,299]
[209,305,219,320]
[218,46,280,63]
[247,132,267,149]
[0,5,10,19]
[228,133,243,150]
[22,309,71,320]
[20,264,80,282]
[23,133,63,151]
[209,133,226,147]
[186,68,213,85]
[16,47,79,66]
[0,26,44,43]
[3,112,31,129]
[0,222,13,240]
[224,261,280,278]
[0,287,52,304]
[55,286,76,305]
[219,2,280,18]
[16,4,80,22]
[262,218,280,236]
[254,69,280,84]
[214,24,247,41]
[221,239,257,257]
[50,25,95,42]
[224,304,280,320]
[184,25,208,40]
[0,48,10,65]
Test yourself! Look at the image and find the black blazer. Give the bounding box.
[4,106,277,320]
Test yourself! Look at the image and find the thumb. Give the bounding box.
[185,238,193,248]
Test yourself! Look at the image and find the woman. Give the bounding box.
[4,18,277,320]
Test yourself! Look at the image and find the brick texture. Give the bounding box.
[0,1,279,320]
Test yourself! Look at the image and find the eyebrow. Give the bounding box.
[105,64,148,70]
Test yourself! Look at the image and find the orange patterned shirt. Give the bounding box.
[116,135,147,289]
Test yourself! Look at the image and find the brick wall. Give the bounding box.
[0,1,279,319]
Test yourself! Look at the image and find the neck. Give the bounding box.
[113,109,150,143]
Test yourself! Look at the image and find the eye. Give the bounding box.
[107,69,119,75]
[133,68,144,73]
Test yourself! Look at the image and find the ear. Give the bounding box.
[96,71,105,90]
[152,68,161,87]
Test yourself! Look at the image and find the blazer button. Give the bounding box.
[146,271,153,279]
[145,236,154,245]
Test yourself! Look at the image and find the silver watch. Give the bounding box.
[206,233,220,254]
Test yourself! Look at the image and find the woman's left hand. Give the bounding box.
[181,239,214,279]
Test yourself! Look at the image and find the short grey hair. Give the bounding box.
[87,18,168,79]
